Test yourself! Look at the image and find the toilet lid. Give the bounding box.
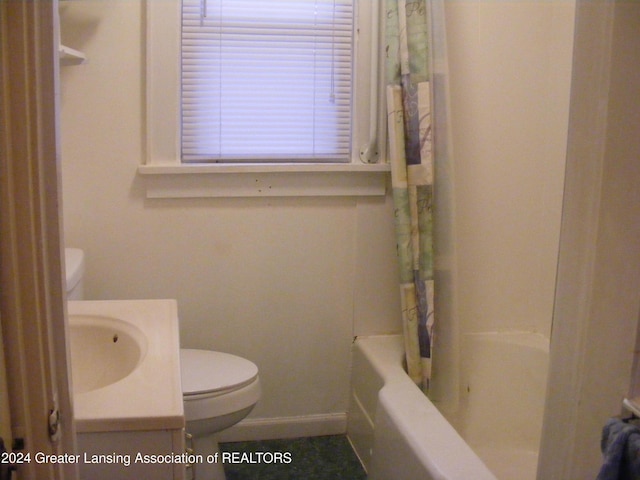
[180,349,259,396]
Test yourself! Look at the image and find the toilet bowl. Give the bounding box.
[181,348,260,480]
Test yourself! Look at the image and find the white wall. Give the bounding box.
[59,0,401,434]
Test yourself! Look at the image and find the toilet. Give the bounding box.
[181,349,260,480]
[64,248,261,480]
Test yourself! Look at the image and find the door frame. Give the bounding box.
[0,1,78,478]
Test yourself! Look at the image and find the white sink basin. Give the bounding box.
[69,314,147,394]
[68,299,184,433]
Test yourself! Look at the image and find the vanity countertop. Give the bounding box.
[68,299,184,433]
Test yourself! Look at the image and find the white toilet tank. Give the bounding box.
[64,248,85,300]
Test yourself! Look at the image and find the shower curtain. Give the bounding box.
[386,0,434,391]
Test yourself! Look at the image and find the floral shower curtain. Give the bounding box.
[386,0,434,392]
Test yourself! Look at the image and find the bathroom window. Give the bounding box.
[141,0,388,198]
[181,0,354,163]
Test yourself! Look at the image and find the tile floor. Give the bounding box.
[220,435,367,480]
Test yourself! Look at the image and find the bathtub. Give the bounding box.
[452,332,549,480]
[347,333,548,479]
[347,335,495,479]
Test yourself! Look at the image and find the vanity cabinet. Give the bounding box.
[77,429,185,480]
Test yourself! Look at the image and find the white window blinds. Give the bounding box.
[181,0,355,163]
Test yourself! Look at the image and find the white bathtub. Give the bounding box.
[451,332,549,480]
[347,335,495,480]
[347,333,548,480]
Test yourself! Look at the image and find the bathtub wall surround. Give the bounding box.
[437,1,575,475]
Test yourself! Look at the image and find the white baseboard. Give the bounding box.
[217,413,348,442]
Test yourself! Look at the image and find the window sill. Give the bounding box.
[137,163,390,198]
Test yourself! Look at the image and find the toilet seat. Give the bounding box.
[181,348,258,396]
[180,349,261,424]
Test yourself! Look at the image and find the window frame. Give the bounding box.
[180,0,356,164]
[139,0,389,198]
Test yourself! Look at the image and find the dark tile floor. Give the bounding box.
[220,435,367,480]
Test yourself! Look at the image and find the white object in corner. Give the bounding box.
[64,247,85,300]
[59,44,86,66]
[623,398,640,418]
